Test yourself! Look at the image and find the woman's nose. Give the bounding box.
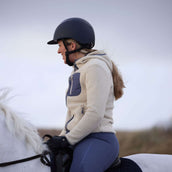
[58,48,61,54]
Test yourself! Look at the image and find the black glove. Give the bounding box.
[46,136,70,154]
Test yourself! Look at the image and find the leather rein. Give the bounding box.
[0,151,51,167]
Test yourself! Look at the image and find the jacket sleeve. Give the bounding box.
[65,64,112,145]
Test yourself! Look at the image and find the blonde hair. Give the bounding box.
[66,39,125,100]
[111,61,125,100]
[65,39,95,55]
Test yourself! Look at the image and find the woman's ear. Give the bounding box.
[71,41,77,50]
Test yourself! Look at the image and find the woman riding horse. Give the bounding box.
[47,17,125,172]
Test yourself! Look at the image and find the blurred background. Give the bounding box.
[1,0,172,133]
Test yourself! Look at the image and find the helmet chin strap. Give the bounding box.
[65,51,73,66]
[62,40,83,66]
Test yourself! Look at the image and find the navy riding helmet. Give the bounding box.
[47,18,95,66]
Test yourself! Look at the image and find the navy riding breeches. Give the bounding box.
[70,132,119,172]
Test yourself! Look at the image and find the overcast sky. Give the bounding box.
[1,0,172,130]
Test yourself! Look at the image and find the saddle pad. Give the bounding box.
[107,157,142,172]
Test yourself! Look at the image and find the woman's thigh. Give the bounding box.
[70,132,119,172]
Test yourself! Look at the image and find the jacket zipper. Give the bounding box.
[70,75,73,95]
[81,106,85,114]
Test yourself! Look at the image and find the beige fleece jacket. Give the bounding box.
[60,50,115,145]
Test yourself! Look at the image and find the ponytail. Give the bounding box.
[111,61,125,100]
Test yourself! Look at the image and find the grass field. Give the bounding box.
[38,127,172,157]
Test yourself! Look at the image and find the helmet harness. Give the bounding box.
[62,39,84,66]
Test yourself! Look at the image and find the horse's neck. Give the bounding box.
[0,110,35,162]
[0,107,49,172]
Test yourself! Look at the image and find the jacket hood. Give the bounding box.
[74,50,113,72]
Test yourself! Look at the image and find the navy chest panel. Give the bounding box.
[66,73,81,97]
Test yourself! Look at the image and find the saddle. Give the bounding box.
[105,157,142,172]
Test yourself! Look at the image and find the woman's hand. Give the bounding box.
[46,136,70,154]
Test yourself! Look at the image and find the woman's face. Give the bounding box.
[58,40,77,64]
[58,40,67,64]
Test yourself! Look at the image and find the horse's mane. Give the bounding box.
[0,89,45,153]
